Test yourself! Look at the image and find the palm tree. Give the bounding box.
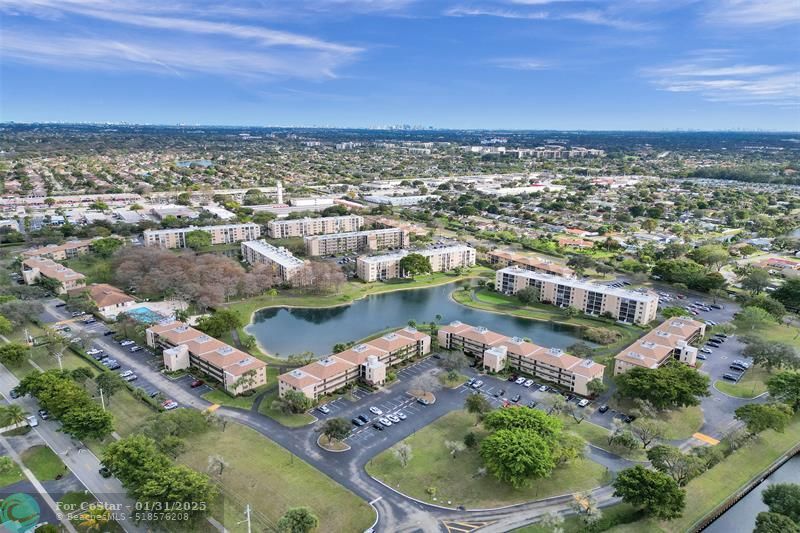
[1,405,27,427]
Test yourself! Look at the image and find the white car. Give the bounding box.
[578,399,590,408]
[387,414,400,423]
[523,379,535,388]
[120,340,135,346]
[369,406,383,416]
[538,385,548,392]
[86,348,103,356]
[471,380,483,389]
[119,370,134,378]
[397,412,407,420]
[515,377,526,385]
[26,415,38,427]
[379,418,392,427]
[700,348,713,354]
[317,405,331,414]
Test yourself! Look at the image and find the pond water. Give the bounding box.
[705,455,800,533]
[245,282,590,358]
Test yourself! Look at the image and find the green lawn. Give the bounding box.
[747,322,800,348]
[59,491,125,532]
[558,416,647,462]
[0,457,25,488]
[438,371,469,388]
[660,405,704,440]
[715,365,772,398]
[257,388,316,427]
[178,422,374,532]
[516,503,644,533]
[366,410,611,508]
[63,256,114,284]
[202,388,262,410]
[20,445,66,480]
[625,414,800,532]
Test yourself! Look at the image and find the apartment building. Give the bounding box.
[613,318,706,375]
[267,215,363,239]
[21,238,98,261]
[278,327,431,400]
[143,223,261,249]
[356,245,477,282]
[240,240,306,282]
[146,320,267,395]
[21,257,86,294]
[496,267,659,326]
[437,321,605,396]
[488,250,574,278]
[69,283,135,320]
[304,228,409,257]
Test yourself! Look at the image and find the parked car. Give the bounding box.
[124,374,138,382]
[722,373,739,381]
[578,399,590,408]
[379,418,392,427]
[715,333,728,339]
[387,414,400,423]
[98,467,112,478]
[37,409,49,420]
[471,380,484,389]
[107,363,121,371]
[700,348,713,354]
[71,311,85,317]
[120,340,135,346]
[103,330,115,336]
[733,360,751,369]
[162,400,178,410]
[83,317,96,324]
[120,370,134,378]
[55,303,66,308]
[129,346,143,353]
[86,348,103,356]
[527,400,537,408]
[696,353,707,361]
[523,379,534,388]
[372,423,384,431]
[508,374,518,382]
[190,379,205,388]
[351,418,365,427]
[598,405,609,414]
[467,377,476,386]
[9,388,21,399]
[730,364,747,372]
[369,406,383,416]
[26,415,38,427]
[538,385,548,392]
[397,412,407,420]
[511,394,521,403]
[515,377,526,385]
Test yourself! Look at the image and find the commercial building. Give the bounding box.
[363,195,436,206]
[613,318,706,375]
[21,257,86,294]
[305,228,409,257]
[356,245,476,282]
[240,240,306,282]
[487,250,574,278]
[278,327,431,400]
[437,321,605,396]
[267,215,363,239]
[146,320,267,395]
[22,238,98,261]
[496,267,659,326]
[143,223,261,249]
[69,283,135,320]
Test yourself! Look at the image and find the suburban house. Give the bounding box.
[613,318,706,375]
[21,257,86,294]
[145,320,267,395]
[356,244,476,282]
[278,327,431,400]
[437,321,605,396]
[496,266,659,326]
[69,283,135,320]
[487,249,575,277]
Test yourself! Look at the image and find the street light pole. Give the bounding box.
[99,387,106,411]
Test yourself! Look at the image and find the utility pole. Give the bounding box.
[99,387,106,411]
[245,504,251,533]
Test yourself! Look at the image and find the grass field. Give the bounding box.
[557,416,647,462]
[63,256,114,284]
[516,503,644,533]
[202,388,261,410]
[366,410,611,508]
[715,366,772,398]
[257,388,316,427]
[660,405,704,440]
[178,423,374,532]
[0,457,24,488]
[21,445,66,480]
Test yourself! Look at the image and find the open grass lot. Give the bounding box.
[624,414,800,533]
[63,255,114,284]
[366,410,611,508]
[715,365,772,398]
[257,387,316,427]
[751,322,800,347]
[451,288,643,357]
[21,445,66,480]
[660,405,704,440]
[558,416,647,462]
[202,387,260,410]
[516,503,644,533]
[0,456,25,488]
[178,423,374,532]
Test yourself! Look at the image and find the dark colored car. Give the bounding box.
[511,394,521,403]
[624,415,637,423]
[598,405,609,413]
[37,409,49,420]
[508,375,518,382]
[729,364,747,372]
[9,388,21,399]
[527,400,537,408]
[103,330,115,336]
[190,379,204,388]
[715,333,728,338]
[99,467,112,478]
[722,373,739,381]
[55,303,66,308]
[432,353,442,359]
[372,423,384,431]
[494,389,505,398]
[108,363,121,370]
[358,414,369,424]
[351,418,365,427]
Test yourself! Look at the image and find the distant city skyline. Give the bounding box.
[1,1,799,130]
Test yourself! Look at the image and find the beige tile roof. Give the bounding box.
[337,344,388,366]
[281,368,322,389]
[302,356,356,380]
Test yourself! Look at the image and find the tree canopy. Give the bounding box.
[612,465,686,520]
[734,403,793,436]
[399,253,433,278]
[615,363,710,410]
[479,428,555,488]
[767,371,800,412]
[762,483,800,524]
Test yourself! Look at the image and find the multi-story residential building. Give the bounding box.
[613,318,706,375]
[437,321,605,396]
[267,215,363,239]
[21,238,98,261]
[356,245,476,282]
[496,267,659,326]
[240,240,306,282]
[487,250,574,278]
[143,223,261,249]
[278,327,430,400]
[21,257,86,294]
[146,320,267,395]
[304,228,409,257]
[69,283,135,320]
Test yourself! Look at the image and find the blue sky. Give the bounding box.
[1,0,799,130]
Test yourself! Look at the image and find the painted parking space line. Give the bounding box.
[693,432,720,445]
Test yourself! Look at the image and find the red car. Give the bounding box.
[190,379,204,388]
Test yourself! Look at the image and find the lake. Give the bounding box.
[705,455,800,533]
[245,282,590,358]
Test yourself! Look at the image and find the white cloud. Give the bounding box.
[706,0,800,27]
[644,56,800,106]
[488,57,551,70]
[444,1,649,29]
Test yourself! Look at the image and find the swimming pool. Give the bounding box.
[125,307,167,324]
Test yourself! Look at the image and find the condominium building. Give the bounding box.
[356,245,477,282]
[240,240,306,282]
[496,267,659,326]
[146,320,267,395]
[267,215,363,239]
[487,250,574,278]
[437,321,605,396]
[21,257,86,294]
[278,327,431,400]
[613,318,706,375]
[304,228,409,257]
[143,223,261,249]
[21,238,98,261]
[69,283,135,320]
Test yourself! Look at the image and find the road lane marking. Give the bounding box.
[693,432,720,445]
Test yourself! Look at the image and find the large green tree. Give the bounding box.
[399,253,433,278]
[196,309,243,338]
[135,464,215,525]
[615,363,710,410]
[276,507,319,533]
[60,404,114,440]
[754,512,800,533]
[742,338,799,372]
[464,393,493,417]
[646,444,706,486]
[735,403,793,436]
[773,279,800,310]
[0,342,29,366]
[736,306,775,331]
[612,465,686,520]
[90,237,124,258]
[742,269,773,295]
[482,407,563,441]
[479,429,556,488]
[688,244,729,271]
[762,483,800,524]
[320,417,351,443]
[102,434,171,489]
[185,230,212,250]
[767,372,800,412]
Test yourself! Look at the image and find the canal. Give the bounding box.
[245,282,590,357]
[705,455,800,533]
